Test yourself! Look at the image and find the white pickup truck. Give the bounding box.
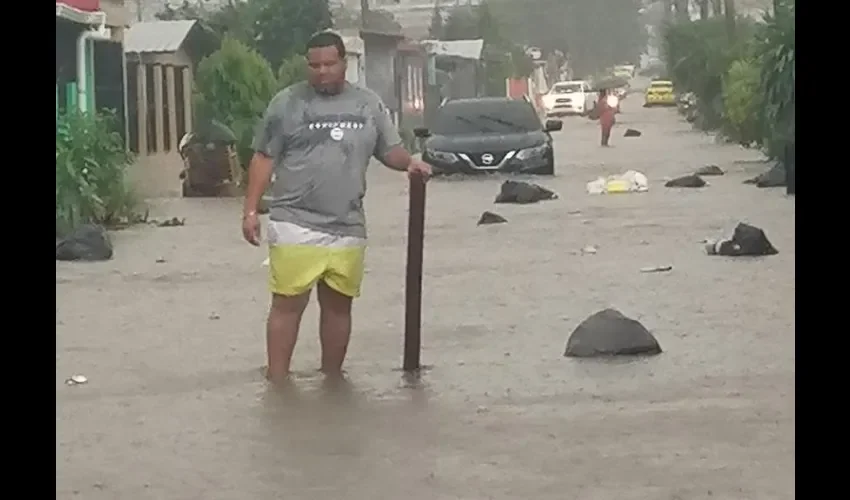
[541,80,595,117]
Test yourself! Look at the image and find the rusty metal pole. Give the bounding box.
[403,175,426,372]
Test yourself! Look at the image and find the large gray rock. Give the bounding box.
[56,224,113,262]
[564,309,662,358]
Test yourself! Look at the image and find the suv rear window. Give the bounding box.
[552,83,583,94]
[433,100,542,135]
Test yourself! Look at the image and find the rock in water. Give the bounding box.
[564,309,662,358]
[477,211,507,225]
[494,180,558,204]
[694,164,724,176]
[56,224,114,262]
[624,128,642,137]
[744,163,785,187]
[706,222,778,257]
[665,174,707,188]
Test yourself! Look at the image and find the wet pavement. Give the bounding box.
[57,89,795,500]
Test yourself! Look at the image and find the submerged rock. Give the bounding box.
[564,308,662,358]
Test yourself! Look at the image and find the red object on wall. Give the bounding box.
[56,0,100,12]
[507,78,529,99]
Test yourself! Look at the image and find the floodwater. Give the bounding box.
[57,84,795,500]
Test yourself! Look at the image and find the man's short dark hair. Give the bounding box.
[306,31,347,59]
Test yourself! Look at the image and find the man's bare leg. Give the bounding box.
[266,291,311,383]
[316,281,353,375]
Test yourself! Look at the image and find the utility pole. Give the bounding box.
[360,0,370,30]
[698,0,709,19]
[136,0,143,22]
[723,0,736,42]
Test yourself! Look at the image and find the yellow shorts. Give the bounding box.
[266,219,367,298]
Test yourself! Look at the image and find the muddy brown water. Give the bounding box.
[57,94,794,499]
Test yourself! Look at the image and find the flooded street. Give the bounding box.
[57,93,795,500]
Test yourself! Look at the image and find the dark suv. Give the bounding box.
[414,97,562,176]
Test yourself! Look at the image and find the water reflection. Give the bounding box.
[250,372,439,497]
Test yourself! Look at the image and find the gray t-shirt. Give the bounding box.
[252,82,402,239]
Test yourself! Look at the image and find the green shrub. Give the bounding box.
[277,55,307,90]
[194,36,278,167]
[662,18,756,131]
[754,4,795,161]
[722,57,763,145]
[56,110,138,235]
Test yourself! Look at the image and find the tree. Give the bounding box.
[710,0,723,16]
[251,0,333,70]
[489,0,646,77]
[333,4,402,34]
[673,0,690,22]
[159,0,333,71]
[194,37,278,166]
[696,0,710,19]
[428,4,444,39]
[277,55,307,90]
[723,0,736,41]
[441,6,479,41]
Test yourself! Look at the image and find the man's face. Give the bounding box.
[306,45,347,94]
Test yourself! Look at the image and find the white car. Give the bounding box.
[541,80,595,117]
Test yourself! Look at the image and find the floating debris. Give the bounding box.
[155,217,186,227]
[65,374,88,386]
[640,265,673,273]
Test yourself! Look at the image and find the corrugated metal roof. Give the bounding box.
[124,20,197,54]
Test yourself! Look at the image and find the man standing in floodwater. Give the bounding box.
[241,31,432,383]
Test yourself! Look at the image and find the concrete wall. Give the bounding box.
[363,36,400,112]
[101,0,129,27]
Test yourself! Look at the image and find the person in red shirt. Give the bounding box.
[597,89,617,147]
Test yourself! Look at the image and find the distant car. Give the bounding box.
[541,80,594,117]
[414,97,562,176]
[644,80,677,107]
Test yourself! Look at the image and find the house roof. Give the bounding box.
[124,20,198,53]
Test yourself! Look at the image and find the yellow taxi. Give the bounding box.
[644,80,676,107]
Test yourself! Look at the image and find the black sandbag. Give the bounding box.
[477,211,507,225]
[665,174,707,188]
[564,308,662,358]
[706,222,778,257]
[694,164,724,176]
[494,180,558,204]
[56,224,114,262]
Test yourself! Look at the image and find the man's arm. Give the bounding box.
[243,153,273,217]
[371,100,411,172]
[243,97,285,217]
